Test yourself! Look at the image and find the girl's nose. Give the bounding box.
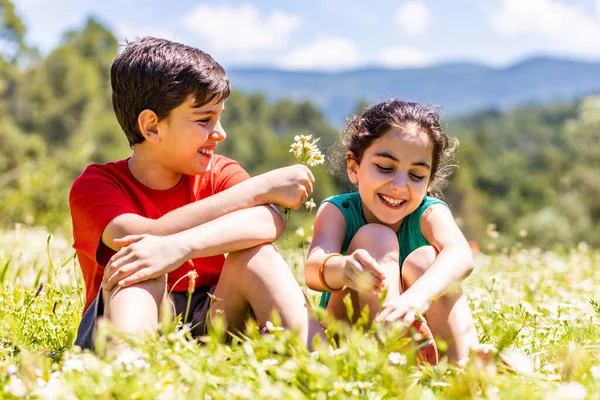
[390,173,408,191]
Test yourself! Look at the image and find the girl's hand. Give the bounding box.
[375,292,430,324]
[102,234,189,291]
[341,249,386,293]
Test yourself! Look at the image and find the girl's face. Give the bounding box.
[347,127,433,232]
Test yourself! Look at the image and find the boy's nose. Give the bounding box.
[211,121,226,142]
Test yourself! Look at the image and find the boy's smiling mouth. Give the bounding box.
[378,193,406,208]
[198,147,214,158]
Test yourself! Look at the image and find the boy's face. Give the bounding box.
[156,95,226,176]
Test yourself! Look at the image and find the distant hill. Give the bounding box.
[228,57,600,126]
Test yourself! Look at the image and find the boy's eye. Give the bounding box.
[375,164,394,173]
[195,118,211,125]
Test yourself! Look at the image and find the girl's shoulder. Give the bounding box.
[401,196,449,239]
[418,196,448,214]
[323,192,362,216]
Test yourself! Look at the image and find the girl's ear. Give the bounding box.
[138,109,160,143]
[346,152,359,184]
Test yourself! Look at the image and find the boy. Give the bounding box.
[70,37,321,350]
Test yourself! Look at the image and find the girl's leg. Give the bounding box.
[402,246,479,362]
[209,243,324,349]
[326,224,401,326]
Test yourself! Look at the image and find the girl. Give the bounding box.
[305,99,479,363]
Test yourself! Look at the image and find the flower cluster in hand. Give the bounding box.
[285,134,324,218]
[289,135,325,167]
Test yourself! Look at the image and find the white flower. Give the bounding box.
[62,357,85,373]
[6,364,17,376]
[549,382,587,400]
[5,377,27,398]
[115,350,149,370]
[265,321,284,332]
[330,347,347,356]
[500,348,534,375]
[591,365,600,380]
[262,358,278,367]
[388,351,407,365]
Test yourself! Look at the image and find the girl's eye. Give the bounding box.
[375,164,394,173]
[410,173,425,181]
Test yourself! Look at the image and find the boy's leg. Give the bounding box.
[209,244,323,349]
[102,275,168,340]
[401,246,479,362]
[326,224,401,325]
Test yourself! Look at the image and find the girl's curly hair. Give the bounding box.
[330,99,458,198]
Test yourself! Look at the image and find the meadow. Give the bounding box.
[1,226,600,399]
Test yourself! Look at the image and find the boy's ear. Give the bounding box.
[346,152,359,184]
[138,109,160,143]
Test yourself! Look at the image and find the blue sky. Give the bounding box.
[12,0,600,70]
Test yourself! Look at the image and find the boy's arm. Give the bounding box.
[102,164,314,251]
[103,204,285,290]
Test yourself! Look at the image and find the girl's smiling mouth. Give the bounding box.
[378,193,406,208]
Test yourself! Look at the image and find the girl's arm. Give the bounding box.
[304,203,348,291]
[305,203,386,293]
[403,203,474,303]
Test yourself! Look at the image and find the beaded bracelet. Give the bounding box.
[318,253,345,292]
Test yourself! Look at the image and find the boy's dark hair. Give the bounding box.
[111,37,231,147]
[335,99,457,197]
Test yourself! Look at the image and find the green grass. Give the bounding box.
[1,227,600,399]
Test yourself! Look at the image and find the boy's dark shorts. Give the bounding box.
[74,285,216,351]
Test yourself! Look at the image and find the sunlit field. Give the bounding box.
[1,226,600,399]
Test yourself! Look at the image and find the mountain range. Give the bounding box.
[228,57,600,126]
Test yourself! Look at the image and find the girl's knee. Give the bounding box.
[348,224,399,254]
[402,245,437,286]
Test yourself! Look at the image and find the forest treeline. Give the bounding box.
[1,2,599,250]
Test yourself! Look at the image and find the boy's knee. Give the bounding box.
[402,246,437,286]
[348,224,399,253]
[225,244,286,271]
[103,277,167,310]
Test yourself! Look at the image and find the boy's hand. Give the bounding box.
[341,249,386,293]
[256,165,315,209]
[102,234,189,292]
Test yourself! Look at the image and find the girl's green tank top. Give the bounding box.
[317,192,447,309]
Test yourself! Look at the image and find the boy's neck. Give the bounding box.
[127,151,183,190]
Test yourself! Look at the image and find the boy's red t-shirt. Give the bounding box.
[69,155,250,313]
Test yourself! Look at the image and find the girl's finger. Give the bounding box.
[402,311,416,325]
[355,252,386,281]
[347,257,365,274]
[375,307,391,322]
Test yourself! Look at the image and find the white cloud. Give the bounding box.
[277,37,360,71]
[181,4,301,56]
[490,0,600,55]
[394,1,431,37]
[380,46,432,68]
